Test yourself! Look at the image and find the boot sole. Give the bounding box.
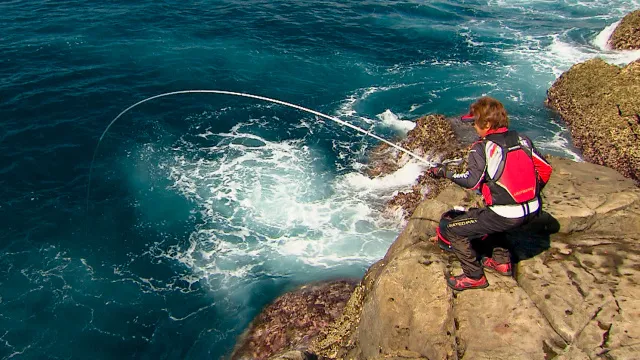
[446,281,490,291]
[482,266,512,277]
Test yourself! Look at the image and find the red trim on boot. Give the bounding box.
[446,274,489,291]
[481,257,512,276]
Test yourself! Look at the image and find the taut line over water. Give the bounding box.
[86,90,446,213]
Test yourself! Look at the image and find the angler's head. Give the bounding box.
[460,96,509,137]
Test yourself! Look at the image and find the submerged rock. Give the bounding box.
[546,58,640,182]
[608,10,640,50]
[231,280,357,360]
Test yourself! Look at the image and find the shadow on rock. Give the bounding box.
[469,210,560,268]
[514,210,561,261]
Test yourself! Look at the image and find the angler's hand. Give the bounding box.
[427,165,447,179]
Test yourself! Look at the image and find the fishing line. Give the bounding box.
[86,90,451,213]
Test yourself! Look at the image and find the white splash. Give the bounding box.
[341,161,426,191]
[133,123,423,298]
[593,20,619,50]
[376,109,416,134]
[547,33,640,74]
[335,84,423,122]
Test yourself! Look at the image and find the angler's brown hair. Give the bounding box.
[469,97,509,130]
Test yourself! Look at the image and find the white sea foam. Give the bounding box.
[549,33,640,68]
[567,0,640,10]
[409,104,422,112]
[134,122,423,297]
[376,109,416,134]
[341,161,426,191]
[337,93,359,117]
[490,0,640,13]
[495,15,640,83]
[459,25,485,47]
[536,130,583,162]
[593,21,619,50]
[336,84,423,121]
[591,21,640,62]
[506,90,524,102]
[522,116,583,161]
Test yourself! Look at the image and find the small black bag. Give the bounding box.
[436,209,488,252]
[436,209,466,252]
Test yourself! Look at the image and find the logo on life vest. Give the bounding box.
[512,186,535,197]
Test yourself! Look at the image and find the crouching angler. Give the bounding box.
[427,96,553,291]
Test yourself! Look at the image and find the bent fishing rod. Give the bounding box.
[87,90,461,212]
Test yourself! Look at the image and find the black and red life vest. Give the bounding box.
[481,131,538,206]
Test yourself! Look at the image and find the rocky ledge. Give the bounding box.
[231,280,357,360]
[251,116,640,360]
[546,58,640,183]
[608,10,640,50]
[306,156,640,359]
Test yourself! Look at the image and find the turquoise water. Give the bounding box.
[1,1,639,358]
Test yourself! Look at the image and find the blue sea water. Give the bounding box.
[1,1,639,358]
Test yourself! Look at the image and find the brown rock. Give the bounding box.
[546,58,640,182]
[268,350,319,360]
[364,143,401,178]
[608,10,640,50]
[554,345,590,360]
[540,156,640,234]
[232,280,357,360]
[354,243,456,360]
[453,273,566,359]
[401,115,462,159]
[517,230,640,359]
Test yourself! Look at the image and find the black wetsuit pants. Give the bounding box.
[440,207,537,279]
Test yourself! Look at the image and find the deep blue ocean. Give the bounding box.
[1,1,639,359]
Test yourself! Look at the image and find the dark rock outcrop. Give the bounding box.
[232,280,356,360]
[608,10,640,50]
[546,58,640,182]
[367,114,472,219]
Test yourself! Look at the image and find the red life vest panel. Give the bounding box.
[481,131,538,206]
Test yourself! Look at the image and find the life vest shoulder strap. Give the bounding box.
[485,130,518,148]
[485,130,533,157]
